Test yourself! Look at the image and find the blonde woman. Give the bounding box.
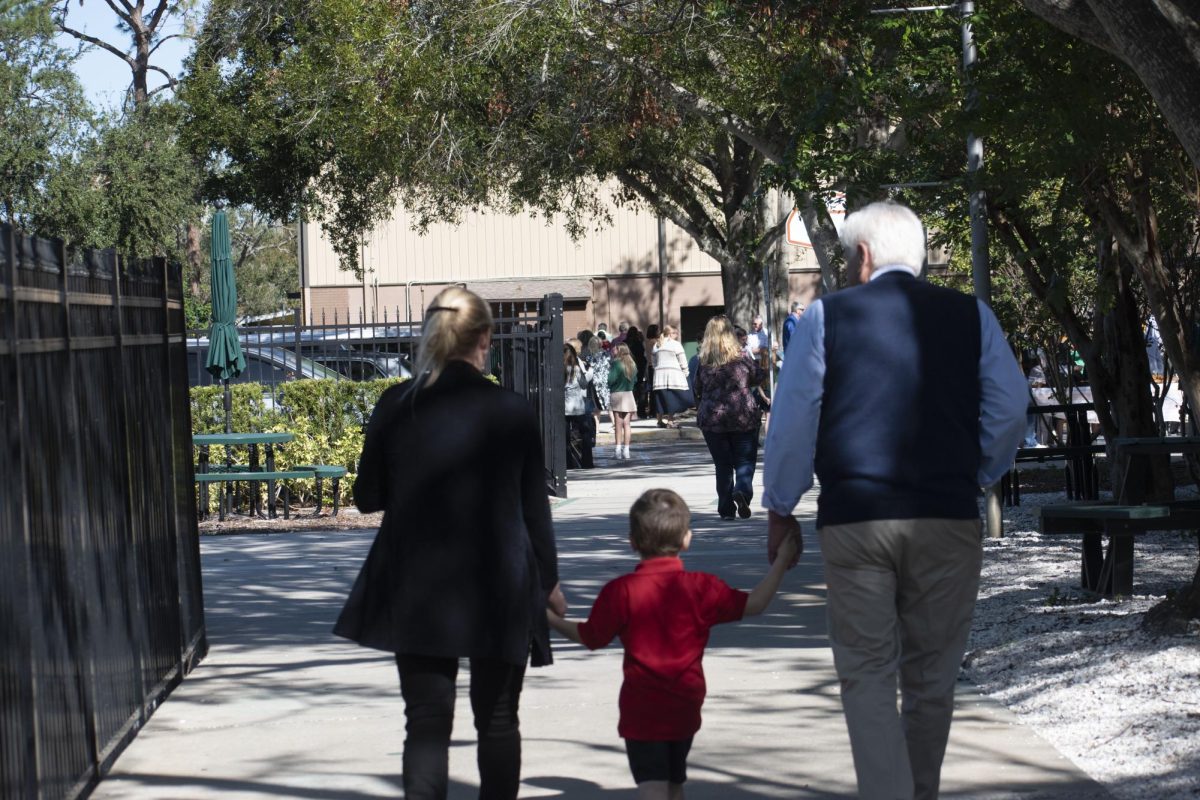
[336,287,566,799]
[651,325,690,428]
[693,315,766,520]
[607,344,638,459]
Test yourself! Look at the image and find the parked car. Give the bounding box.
[311,350,412,381]
[185,342,341,388]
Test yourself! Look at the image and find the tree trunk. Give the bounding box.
[796,192,843,295]
[1093,247,1173,501]
[131,5,151,107]
[721,254,762,325]
[1143,546,1200,633]
[761,188,790,345]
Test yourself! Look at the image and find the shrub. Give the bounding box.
[190,378,405,508]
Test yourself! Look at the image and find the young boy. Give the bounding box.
[547,488,800,799]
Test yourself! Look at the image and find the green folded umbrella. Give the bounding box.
[205,211,244,433]
[205,211,245,381]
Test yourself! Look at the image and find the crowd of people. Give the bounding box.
[562,304,813,526]
[336,200,1029,800]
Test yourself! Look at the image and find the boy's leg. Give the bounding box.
[627,738,692,800]
[666,737,692,799]
[468,657,526,800]
[396,654,459,799]
[637,782,671,800]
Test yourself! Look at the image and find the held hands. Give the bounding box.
[767,510,803,569]
[547,582,568,617]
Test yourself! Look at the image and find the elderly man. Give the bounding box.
[747,315,770,358]
[611,320,630,348]
[762,201,1026,800]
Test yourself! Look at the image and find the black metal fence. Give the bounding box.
[1,225,205,800]
[186,294,567,496]
[492,296,567,497]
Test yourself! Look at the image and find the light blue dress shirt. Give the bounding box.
[762,270,1029,517]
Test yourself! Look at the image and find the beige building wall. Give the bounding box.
[299,192,822,332]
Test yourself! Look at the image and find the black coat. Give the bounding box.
[333,360,559,667]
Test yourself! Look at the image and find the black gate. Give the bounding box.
[0,225,205,800]
[491,295,567,497]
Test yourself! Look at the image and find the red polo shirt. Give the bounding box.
[577,556,748,740]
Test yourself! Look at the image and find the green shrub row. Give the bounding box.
[190,378,406,509]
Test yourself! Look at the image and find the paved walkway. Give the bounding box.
[93,440,1107,799]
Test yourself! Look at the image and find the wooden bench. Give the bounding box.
[1039,503,1172,597]
[292,464,349,516]
[195,468,316,521]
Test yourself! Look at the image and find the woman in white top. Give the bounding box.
[564,343,595,467]
[651,325,690,428]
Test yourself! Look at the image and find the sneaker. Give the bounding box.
[719,513,736,521]
[732,492,752,519]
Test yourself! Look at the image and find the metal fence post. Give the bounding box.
[59,236,104,780]
[542,293,567,497]
[1,223,39,798]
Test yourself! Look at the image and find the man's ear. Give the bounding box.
[680,530,693,552]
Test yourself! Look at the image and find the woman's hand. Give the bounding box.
[547,582,568,617]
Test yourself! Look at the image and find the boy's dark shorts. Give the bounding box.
[624,737,694,784]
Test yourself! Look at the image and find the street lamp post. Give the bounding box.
[874,1,1002,536]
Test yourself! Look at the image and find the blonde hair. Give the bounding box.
[612,344,636,380]
[661,325,678,338]
[699,316,743,367]
[417,287,493,382]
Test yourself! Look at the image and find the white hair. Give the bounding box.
[839,201,926,276]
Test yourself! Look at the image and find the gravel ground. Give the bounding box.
[969,491,1200,799]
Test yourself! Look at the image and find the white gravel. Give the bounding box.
[967,491,1200,799]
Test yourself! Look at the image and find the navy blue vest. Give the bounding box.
[815,271,982,526]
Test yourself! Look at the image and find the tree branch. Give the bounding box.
[1017,0,1124,58]
[147,0,171,32]
[57,23,136,69]
[146,63,178,88]
[148,33,184,58]
[615,168,740,268]
[104,0,136,22]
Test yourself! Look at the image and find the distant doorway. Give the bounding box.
[680,305,725,358]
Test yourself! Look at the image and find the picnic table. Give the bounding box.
[1039,436,1200,596]
[1003,402,1103,506]
[193,432,299,519]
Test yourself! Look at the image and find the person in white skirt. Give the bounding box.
[607,344,638,458]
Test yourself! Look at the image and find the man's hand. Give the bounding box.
[768,510,803,568]
[547,582,568,617]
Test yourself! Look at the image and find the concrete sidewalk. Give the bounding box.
[92,440,1106,799]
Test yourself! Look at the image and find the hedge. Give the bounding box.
[190,378,406,510]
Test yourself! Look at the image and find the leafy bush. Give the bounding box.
[190,378,405,508]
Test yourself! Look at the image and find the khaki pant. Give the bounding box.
[818,518,982,800]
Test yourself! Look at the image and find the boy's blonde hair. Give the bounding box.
[630,488,690,556]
